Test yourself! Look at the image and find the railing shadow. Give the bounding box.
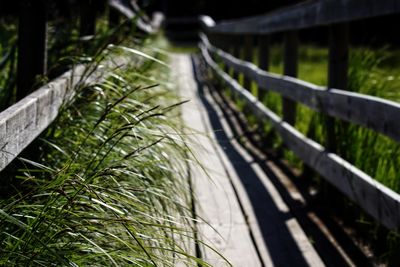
[191,55,316,267]
[190,54,372,267]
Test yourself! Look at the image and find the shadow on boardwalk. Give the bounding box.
[190,55,320,267]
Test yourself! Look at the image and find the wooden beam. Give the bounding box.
[108,0,154,34]
[326,23,349,151]
[201,45,400,230]
[232,38,241,81]
[219,34,231,73]
[282,31,298,125]
[242,35,254,91]
[200,34,400,143]
[17,0,47,101]
[208,0,400,35]
[1,57,129,172]
[258,35,270,101]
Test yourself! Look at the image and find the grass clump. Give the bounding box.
[0,42,205,266]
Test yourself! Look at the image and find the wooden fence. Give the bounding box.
[0,1,159,173]
[199,0,400,230]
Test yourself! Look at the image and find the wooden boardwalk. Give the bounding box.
[172,53,325,266]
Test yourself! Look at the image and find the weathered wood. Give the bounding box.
[203,75,325,267]
[258,35,270,101]
[1,72,75,172]
[326,23,349,151]
[178,53,324,266]
[0,57,129,172]
[218,34,231,73]
[151,12,165,31]
[174,54,262,266]
[201,36,400,143]
[232,38,241,81]
[199,15,216,30]
[17,0,47,101]
[108,0,154,34]
[201,45,400,230]
[243,35,254,91]
[208,0,400,35]
[282,31,298,125]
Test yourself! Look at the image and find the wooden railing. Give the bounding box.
[0,1,157,173]
[199,0,400,231]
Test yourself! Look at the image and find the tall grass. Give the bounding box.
[0,41,208,266]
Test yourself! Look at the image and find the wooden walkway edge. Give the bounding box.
[172,53,325,266]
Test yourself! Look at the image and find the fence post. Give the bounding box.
[80,0,97,36]
[232,38,241,81]
[17,0,47,101]
[218,34,229,73]
[283,31,298,125]
[109,7,120,28]
[258,35,270,101]
[243,34,254,91]
[326,23,349,151]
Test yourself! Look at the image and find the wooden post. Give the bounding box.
[109,7,121,28]
[283,31,298,125]
[17,0,47,101]
[80,0,97,36]
[212,33,225,70]
[326,23,349,152]
[232,38,241,81]
[258,35,270,101]
[243,34,253,91]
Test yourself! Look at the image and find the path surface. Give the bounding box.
[172,53,325,267]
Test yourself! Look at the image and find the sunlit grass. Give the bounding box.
[0,37,209,266]
[256,45,400,193]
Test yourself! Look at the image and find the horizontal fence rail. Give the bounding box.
[109,0,164,33]
[0,56,128,173]
[0,0,158,173]
[200,43,400,230]
[198,1,400,231]
[201,34,400,142]
[209,0,400,34]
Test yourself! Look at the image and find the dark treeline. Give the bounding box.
[150,0,400,47]
[1,0,399,46]
[0,0,107,18]
[144,0,303,20]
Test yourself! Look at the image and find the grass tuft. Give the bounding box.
[0,40,207,266]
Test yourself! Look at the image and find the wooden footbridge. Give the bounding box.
[174,53,325,266]
[1,0,400,266]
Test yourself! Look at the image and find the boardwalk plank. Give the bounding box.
[201,45,400,230]
[173,54,261,267]
[172,53,325,266]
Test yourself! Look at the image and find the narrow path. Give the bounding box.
[172,53,324,266]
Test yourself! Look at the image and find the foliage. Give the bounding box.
[0,40,207,266]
